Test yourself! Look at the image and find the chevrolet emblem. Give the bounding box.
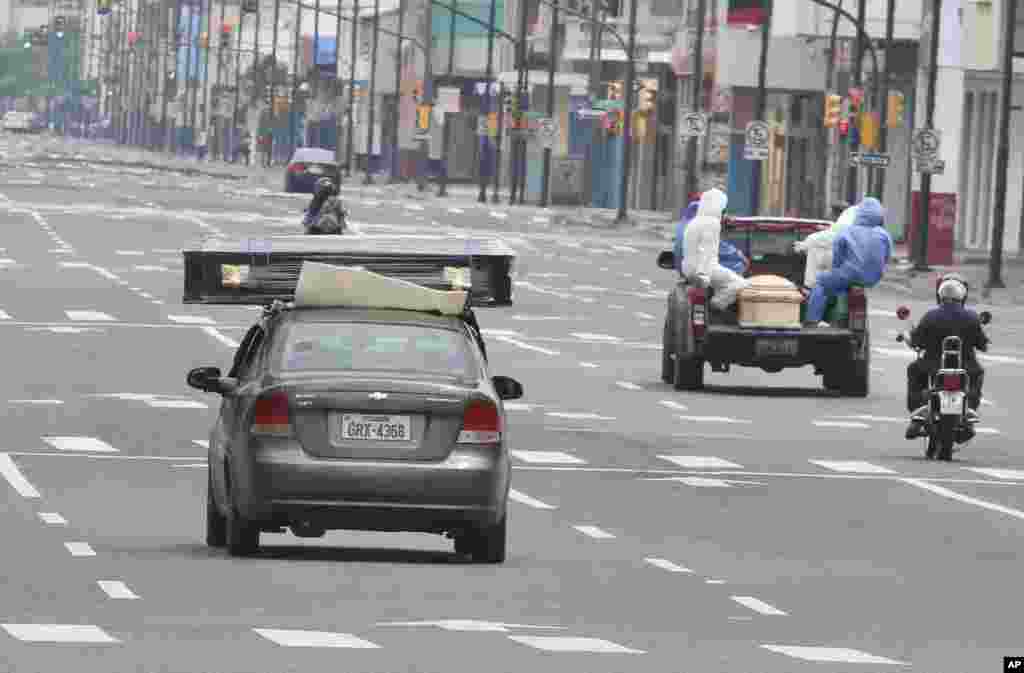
[369,392,388,400]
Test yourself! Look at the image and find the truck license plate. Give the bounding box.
[938,391,964,415]
[755,338,798,358]
[339,414,411,441]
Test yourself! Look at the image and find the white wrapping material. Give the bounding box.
[294,261,469,315]
[797,206,858,287]
[681,189,749,309]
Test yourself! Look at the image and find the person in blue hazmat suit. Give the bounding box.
[804,197,893,326]
[681,189,751,311]
[674,199,750,276]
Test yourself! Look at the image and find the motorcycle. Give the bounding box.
[304,195,348,235]
[895,305,992,461]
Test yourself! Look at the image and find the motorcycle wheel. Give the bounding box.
[936,416,956,461]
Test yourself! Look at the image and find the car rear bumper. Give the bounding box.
[699,325,864,368]
[236,439,510,532]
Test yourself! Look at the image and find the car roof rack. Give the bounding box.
[182,234,516,307]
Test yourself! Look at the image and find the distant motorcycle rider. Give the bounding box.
[303,177,341,229]
[905,273,988,440]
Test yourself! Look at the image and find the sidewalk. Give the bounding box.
[885,243,1024,306]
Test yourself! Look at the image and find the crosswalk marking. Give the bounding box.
[511,450,585,465]
[65,542,96,557]
[38,512,67,525]
[644,557,693,573]
[0,453,41,498]
[253,628,380,648]
[573,525,615,539]
[509,635,644,654]
[509,489,556,510]
[658,455,743,470]
[964,468,1024,481]
[809,460,895,474]
[43,436,119,453]
[732,596,788,616]
[65,310,116,321]
[762,645,907,665]
[1,624,119,643]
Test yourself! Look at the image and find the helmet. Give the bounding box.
[936,273,968,305]
[315,177,337,195]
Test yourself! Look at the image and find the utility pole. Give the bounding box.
[988,0,1018,289]
[846,0,865,204]
[202,0,213,142]
[182,0,195,149]
[418,0,434,192]
[477,0,497,202]
[216,0,226,158]
[684,0,706,200]
[913,0,941,272]
[876,0,894,198]
[231,4,244,161]
[614,0,638,223]
[584,0,603,208]
[334,0,342,170]
[346,0,358,177]
[512,0,529,204]
[271,0,280,162]
[314,0,321,101]
[389,0,406,183]
[539,0,558,207]
[363,0,379,184]
[749,0,773,216]
[189,0,203,149]
[292,0,302,160]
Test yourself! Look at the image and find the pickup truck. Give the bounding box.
[658,216,871,397]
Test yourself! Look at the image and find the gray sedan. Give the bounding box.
[187,306,522,563]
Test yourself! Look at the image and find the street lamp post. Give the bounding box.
[750,0,773,217]
[913,0,942,272]
[346,0,358,177]
[613,0,638,224]
[987,0,1019,289]
[389,0,407,184]
[539,0,558,208]
[363,0,380,184]
[477,0,497,203]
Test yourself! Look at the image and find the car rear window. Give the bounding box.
[277,323,477,379]
[723,227,817,261]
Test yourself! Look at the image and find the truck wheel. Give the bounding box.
[839,333,870,397]
[661,320,675,384]
[672,295,704,391]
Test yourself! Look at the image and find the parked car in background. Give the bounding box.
[284,147,340,193]
[3,111,38,133]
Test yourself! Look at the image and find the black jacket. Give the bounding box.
[910,303,989,364]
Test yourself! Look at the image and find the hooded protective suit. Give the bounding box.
[681,189,749,310]
[795,205,858,288]
[674,201,748,276]
[805,197,893,324]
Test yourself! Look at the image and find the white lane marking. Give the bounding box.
[193,440,209,448]
[608,304,625,309]
[202,326,241,348]
[490,211,508,219]
[253,628,381,648]
[38,512,67,525]
[133,265,170,272]
[0,310,10,320]
[502,402,535,411]
[965,468,1024,481]
[153,248,180,254]
[572,285,610,292]
[376,619,564,632]
[615,381,643,391]
[613,245,639,253]
[732,596,788,616]
[152,300,165,305]
[532,216,550,224]
[129,287,141,292]
[579,362,600,368]
[706,579,726,584]
[404,203,425,211]
[813,420,871,429]
[659,455,743,470]
[146,399,208,409]
[0,453,41,498]
[1,624,119,644]
[646,476,737,487]
[509,635,643,654]
[89,265,120,281]
[981,398,995,407]
[481,329,522,337]
[659,400,688,412]
[494,335,559,356]
[677,415,752,424]
[762,645,907,665]
[98,581,140,600]
[65,310,115,322]
[448,207,465,214]
[138,292,153,299]
[511,450,585,465]
[174,463,207,468]
[43,436,118,453]
[644,557,693,573]
[8,399,63,405]
[546,412,616,420]
[810,460,895,474]
[827,415,906,423]
[903,478,1024,522]
[634,312,656,320]
[65,542,97,557]
[573,525,615,539]
[509,489,556,510]
[115,250,145,256]
[26,326,106,334]
[571,332,622,342]
[975,427,1001,435]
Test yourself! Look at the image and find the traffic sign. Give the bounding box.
[915,157,946,175]
[679,111,708,137]
[912,128,941,161]
[851,152,891,168]
[743,120,770,161]
[537,117,558,149]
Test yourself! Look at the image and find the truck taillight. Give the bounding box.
[941,374,964,392]
[252,391,292,436]
[288,163,307,173]
[688,287,706,338]
[847,287,866,331]
[457,400,501,444]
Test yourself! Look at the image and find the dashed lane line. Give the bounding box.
[64,310,116,322]
[98,581,140,600]
[809,460,895,474]
[65,542,97,557]
[0,453,41,498]
[1,624,119,644]
[903,478,1024,522]
[511,450,586,465]
[509,489,557,510]
[731,596,788,616]
[573,525,616,539]
[658,455,743,470]
[658,400,688,412]
[202,325,241,349]
[493,335,559,356]
[812,420,871,429]
[545,412,616,421]
[38,512,67,525]
[643,557,693,573]
[964,467,1024,481]
[615,381,643,391]
[509,636,644,654]
[762,645,908,665]
[253,628,380,648]
[677,415,752,424]
[43,436,119,453]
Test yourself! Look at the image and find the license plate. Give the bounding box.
[755,338,798,358]
[339,414,411,441]
[307,165,324,175]
[938,391,964,415]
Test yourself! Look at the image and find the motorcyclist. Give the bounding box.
[904,273,988,440]
[303,177,341,229]
[674,200,750,277]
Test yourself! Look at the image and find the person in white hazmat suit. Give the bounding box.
[681,188,750,311]
[794,205,858,288]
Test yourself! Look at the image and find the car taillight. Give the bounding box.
[688,286,706,338]
[847,287,866,331]
[252,391,292,436]
[457,400,501,444]
[288,163,307,173]
[942,374,964,392]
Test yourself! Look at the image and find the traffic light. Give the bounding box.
[859,112,879,149]
[606,81,623,101]
[417,105,431,130]
[127,31,140,48]
[220,25,233,49]
[823,93,841,128]
[53,16,66,36]
[848,87,863,115]
[887,91,905,128]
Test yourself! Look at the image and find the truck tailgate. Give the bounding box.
[702,325,859,366]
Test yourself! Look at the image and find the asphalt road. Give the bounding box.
[3,134,1024,672]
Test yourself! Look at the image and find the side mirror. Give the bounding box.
[492,375,523,401]
[187,366,237,395]
[656,250,675,270]
[979,311,992,325]
[896,306,910,320]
